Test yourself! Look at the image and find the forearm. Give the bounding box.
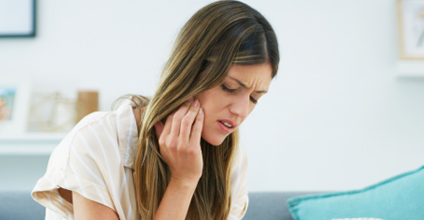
[153,179,198,220]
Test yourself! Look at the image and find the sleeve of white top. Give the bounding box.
[228,144,249,220]
[64,126,116,211]
[31,118,116,219]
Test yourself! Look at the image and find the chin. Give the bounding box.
[201,134,227,146]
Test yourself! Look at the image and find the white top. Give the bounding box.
[32,100,249,220]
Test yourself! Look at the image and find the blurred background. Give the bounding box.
[0,0,423,193]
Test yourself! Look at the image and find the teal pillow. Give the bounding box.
[287,166,424,220]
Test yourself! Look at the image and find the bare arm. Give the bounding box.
[154,179,197,220]
[73,191,119,220]
[153,98,204,220]
[71,180,196,220]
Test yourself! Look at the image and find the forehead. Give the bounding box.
[226,64,273,89]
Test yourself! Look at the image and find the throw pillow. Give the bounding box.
[287,166,424,220]
[332,219,385,220]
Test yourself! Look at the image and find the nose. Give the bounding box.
[229,95,250,119]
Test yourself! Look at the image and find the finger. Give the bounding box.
[180,99,201,141]
[170,97,193,138]
[189,107,204,142]
[162,113,174,138]
[157,114,174,155]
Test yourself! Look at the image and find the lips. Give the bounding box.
[217,119,238,134]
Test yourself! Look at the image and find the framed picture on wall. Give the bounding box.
[397,0,424,59]
[0,0,36,37]
[0,75,31,135]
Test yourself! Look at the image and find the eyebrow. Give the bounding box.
[228,76,268,93]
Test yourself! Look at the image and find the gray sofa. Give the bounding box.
[0,191,317,220]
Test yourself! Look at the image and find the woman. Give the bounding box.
[32,1,279,219]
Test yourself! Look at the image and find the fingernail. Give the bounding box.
[187,97,193,102]
[193,99,199,107]
[199,108,203,114]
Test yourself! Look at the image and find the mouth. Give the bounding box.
[217,120,237,134]
[219,120,233,128]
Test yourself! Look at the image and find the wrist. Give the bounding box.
[169,177,199,189]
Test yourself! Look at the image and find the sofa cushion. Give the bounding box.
[287,165,424,220]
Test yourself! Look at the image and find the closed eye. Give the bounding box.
[221,84,237,93]
[221,84,258,104]
[250,96,258,104]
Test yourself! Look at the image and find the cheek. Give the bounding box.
[195,88,223,112]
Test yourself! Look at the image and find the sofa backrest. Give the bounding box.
[0,190,317,220]
[0,191,45,220]
[244,191,318,220]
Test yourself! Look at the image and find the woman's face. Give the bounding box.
[195,63,273,146]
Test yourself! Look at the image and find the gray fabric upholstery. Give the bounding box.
[0,190,317,220]
[244,192,319,220]
[0,191,45,220]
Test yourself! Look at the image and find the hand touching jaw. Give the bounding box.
[195,63,273,146]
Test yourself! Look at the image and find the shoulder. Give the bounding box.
[69,99,139,167]
[45,111,118,169]
[68,111,118,150]
[64,111,115,144]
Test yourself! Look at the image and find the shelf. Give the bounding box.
[397,60,424,77]
[0,132,67,141]
[0,132,66,155]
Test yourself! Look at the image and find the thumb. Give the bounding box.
[154,121,164,138]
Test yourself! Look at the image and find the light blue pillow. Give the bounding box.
[287,166,424,220]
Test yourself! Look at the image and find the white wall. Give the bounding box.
[1,0,424,192]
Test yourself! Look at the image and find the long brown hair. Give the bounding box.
[131,1,279,219]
